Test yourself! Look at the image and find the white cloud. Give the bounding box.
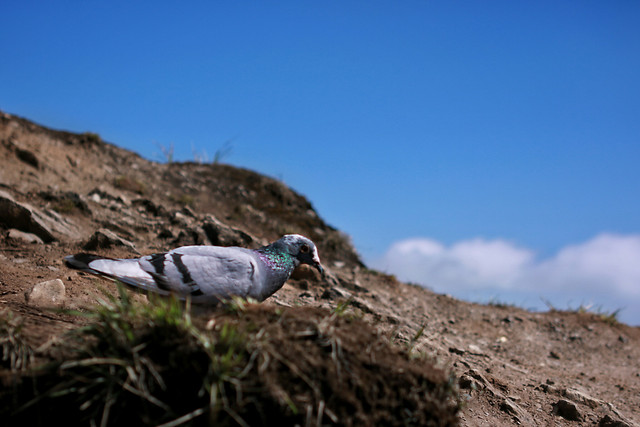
[373,237,534,291]
[370,233,640,325]
[531,234,640,297]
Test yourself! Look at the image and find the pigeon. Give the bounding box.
[64,234,323,304]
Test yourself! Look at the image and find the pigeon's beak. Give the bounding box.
[311,250,324,276]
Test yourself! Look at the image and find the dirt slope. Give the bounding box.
[0,111,638,426]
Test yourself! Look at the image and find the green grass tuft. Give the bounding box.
[18,285,252,426]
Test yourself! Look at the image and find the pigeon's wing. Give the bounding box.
[138,246,264,302]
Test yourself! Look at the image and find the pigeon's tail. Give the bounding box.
[64,253,162,293]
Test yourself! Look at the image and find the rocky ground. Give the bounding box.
[0,110,638,426]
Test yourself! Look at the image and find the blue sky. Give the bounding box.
[2,1,639,324]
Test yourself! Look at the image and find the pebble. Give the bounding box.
[553,399,581,421]
[83,228,137,252]
[25,279,66,308]
[7,229,44,244]
[564,387,602,409]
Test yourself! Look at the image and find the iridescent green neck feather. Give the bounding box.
[257,248,297,276]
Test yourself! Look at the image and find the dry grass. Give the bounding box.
[0,309,34,372]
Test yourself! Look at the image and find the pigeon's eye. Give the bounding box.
[300,244,310,254]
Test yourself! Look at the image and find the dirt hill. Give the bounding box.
[0,111,638,426]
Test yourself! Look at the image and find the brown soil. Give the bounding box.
[0,111,638,426]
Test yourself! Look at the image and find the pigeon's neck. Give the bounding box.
[255,246,298,296]
[257,247,298,276]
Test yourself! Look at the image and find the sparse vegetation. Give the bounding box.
[1,287,461,426]
[330,298,353,317]
[542,298,622,325]
[576,304,622,325]
[407,322,427,358]
[0,309,34,372]
[168,193,195,207]
[6,286,254,426]
[51,198,78,214]
[114,175,147,195]
[178,194,194,207]
[191,140,233,165]
[487,297,521,309]
[82,132,101,143]
[39,191,91,215]
[191,144,209,164]
[155,141,175,163]
[212,140,233,164]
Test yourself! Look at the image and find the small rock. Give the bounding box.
[468,344,483,354]
[599,414,631,427]
[291,264,321,280]
[539,383,557,394]
[330,287,352,299]
[25,279,66,308]
[202,216,253,247]
[321,289,337,300]
[180,205,197,217]
[500,399,519,416]
[83,228,137,252]
[170,211,191,227]
[89,192,102,203]
[294,280,310,290]
[0,190,55,242]
[171,227,206,246]
[132,198,168,217]
[88,187,129,205]
[463,369,488,389]
[337,275,369,293]
[564,387,603,409]
[449,347,465,355]
[15,147,40,168]
[458,375,478,390]
[7,229,44,244]
[553,399,581,421]
[500,398,534,424]
[157,228,174,239]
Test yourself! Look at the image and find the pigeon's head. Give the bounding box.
[278,234,324,275]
